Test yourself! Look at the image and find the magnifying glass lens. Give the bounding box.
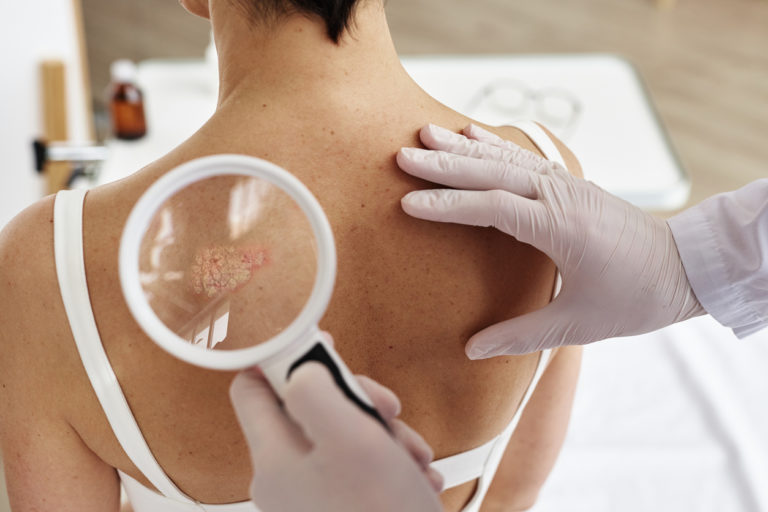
[138,174,317,352]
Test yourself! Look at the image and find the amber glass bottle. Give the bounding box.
[109,60,147,140]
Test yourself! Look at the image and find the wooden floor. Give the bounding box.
[1,0,766,510]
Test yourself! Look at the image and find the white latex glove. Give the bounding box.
[230,345,443,512]
[397,123,706,358]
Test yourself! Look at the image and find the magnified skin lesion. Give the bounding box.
[189,246,268,298]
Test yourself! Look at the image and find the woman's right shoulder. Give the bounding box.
[0,195,58,332]
[0,193,82,393]
[0,195,56,274]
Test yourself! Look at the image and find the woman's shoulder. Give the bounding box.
[0,194,74,408]
[483,123,583,178]
[0,195,57,303]
[0,194,73,370]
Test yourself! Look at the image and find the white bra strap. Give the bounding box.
[459,348,552,511]
[430,348,552,490]
[430,433,498,490]
[54,190,193,504]
[492,349,552,450]
[508,120,568,170]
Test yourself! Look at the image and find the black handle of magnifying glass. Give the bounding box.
[287,343,390,432]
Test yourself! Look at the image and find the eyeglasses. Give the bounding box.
[464,79,583,141]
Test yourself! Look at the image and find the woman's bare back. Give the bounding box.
[0,86,579,511]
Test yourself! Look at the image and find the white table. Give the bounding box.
[99,54,689,211]
[402,55,689,210]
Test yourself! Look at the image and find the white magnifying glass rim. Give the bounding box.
[119,154,336,371]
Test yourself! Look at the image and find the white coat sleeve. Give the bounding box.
[668,179,768,338]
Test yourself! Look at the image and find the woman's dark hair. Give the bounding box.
[237,0,363,43]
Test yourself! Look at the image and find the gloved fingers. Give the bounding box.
[426,466,445,493]
[229,369,307,457]
[397,148,539,199]
[465,303,570,358]
[462,123,507,145]
[355,374,401,422]
[390,418,443,493]
[464,123,572,178]
[320,333,402,421]
[320,333,402,422]
[419,124,514,163]
[318,330,335,348]
[401,189,549,250]
[283,362,377,446]
[356,376,439,486]
[389,418,435,470]
[419,124,556,175]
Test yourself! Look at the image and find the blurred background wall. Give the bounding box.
[81,0,209,111]
[77,0,768,207]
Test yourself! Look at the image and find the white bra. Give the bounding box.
[53,120,566,512]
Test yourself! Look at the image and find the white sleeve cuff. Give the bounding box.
[669,191,768,339]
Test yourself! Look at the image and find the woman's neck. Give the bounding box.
[211,1,414,114]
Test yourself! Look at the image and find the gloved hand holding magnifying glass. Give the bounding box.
[230,337,444,512]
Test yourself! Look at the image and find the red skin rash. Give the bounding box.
[190,246,270,298]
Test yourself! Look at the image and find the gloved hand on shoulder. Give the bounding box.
[397,123,705,358]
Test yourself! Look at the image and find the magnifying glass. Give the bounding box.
[120,154,384,426]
